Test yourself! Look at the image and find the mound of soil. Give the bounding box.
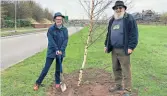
[47,68,138,96]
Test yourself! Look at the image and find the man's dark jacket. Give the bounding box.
[105,13,138,55]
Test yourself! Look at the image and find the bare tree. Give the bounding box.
[1,6,7,19]
[1,0,53,22]
[44,8,53,21]
[77,0,133,86]
[77,0,114,86]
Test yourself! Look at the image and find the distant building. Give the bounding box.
[132,12,142,20]
[132,10,160,22]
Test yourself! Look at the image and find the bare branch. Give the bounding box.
[79,0,90,17]
[93,0,104,11]
[90,15,113,45]
[93,0,113,18]
[124,0,133,11]
[84,0,91,12]
[92,15,112,32]
[88,27,107,48]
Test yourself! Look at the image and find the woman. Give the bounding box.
[33,12,68,91]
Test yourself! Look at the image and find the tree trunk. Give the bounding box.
[78,0,94,86]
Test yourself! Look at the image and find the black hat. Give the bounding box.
[53,12,65,19]
[112,1,127,10]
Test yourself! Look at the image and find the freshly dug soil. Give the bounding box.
[47,68,138,96]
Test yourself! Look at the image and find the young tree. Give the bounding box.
[77,0,113,86]
[77,0,133,86]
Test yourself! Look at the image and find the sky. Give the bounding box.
[34,0,167,19]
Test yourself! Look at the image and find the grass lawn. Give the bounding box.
[1,27,48,37]
[1,25,167,96]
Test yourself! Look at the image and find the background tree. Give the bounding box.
[160,12,167,25]
[1,0,53,24]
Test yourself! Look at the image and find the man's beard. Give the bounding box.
[114,11,125,19]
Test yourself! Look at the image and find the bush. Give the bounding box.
[4,20,15,28]
[2,19,31,28]
[17,19,31,27]
[27,18,39,24]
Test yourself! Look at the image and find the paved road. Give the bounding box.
[1,27,83,70]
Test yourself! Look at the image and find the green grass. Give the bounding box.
[1,25,167,96]
[1,27,48,37]
[131,25,167,96]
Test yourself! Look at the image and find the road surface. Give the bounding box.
[1,27,83,70]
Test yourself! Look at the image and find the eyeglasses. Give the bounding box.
[114,6,124,10]
[55,19,62,21]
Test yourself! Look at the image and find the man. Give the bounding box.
[104,1,138,95]
[33,12,68,91]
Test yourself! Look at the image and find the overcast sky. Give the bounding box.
[34,0,167,19]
